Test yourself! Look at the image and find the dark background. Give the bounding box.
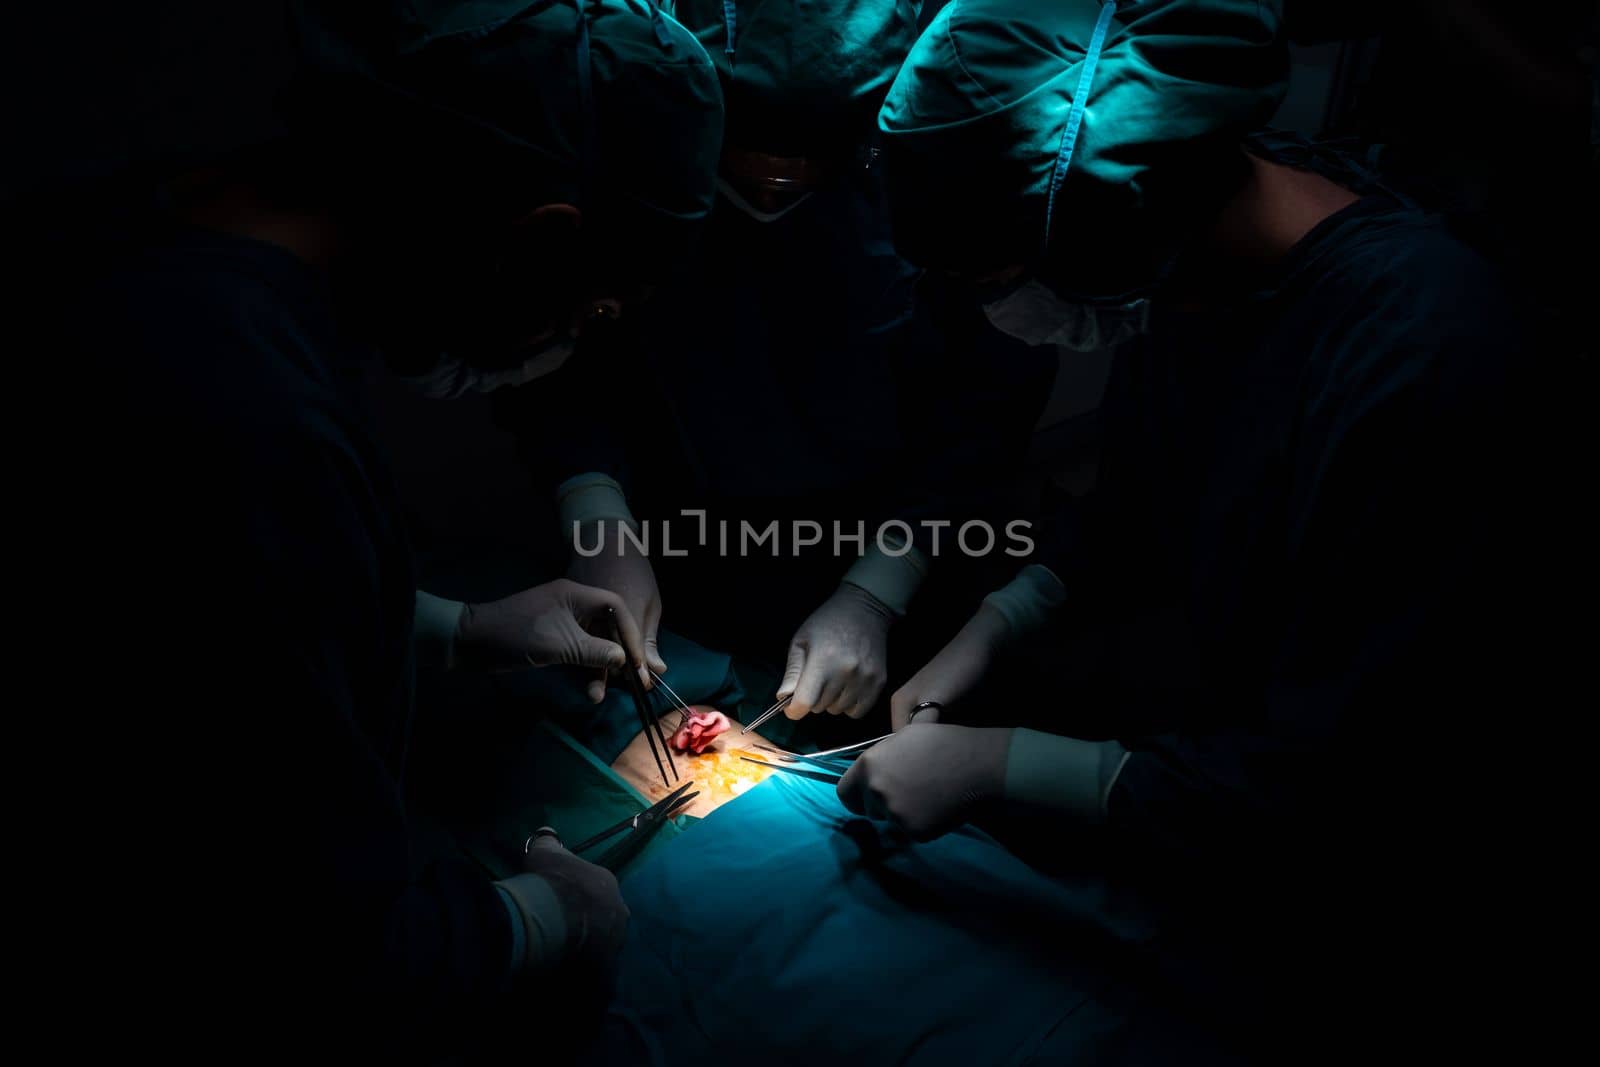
[7,3,1594,569]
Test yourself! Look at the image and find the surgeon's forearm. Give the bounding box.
[414,590,466,669]
[1002,728,1129,825]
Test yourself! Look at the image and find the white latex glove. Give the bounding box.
[568,520,666,701]
[497,832,629,978]
[889,603,1012,731]
[455,579,651,687]
[778,583,894,720]
[836,722,1014,841]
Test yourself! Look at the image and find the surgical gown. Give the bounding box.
[61,227,514,1054]
[494,169,1056,661]
[583,192,1563,1065]
[1035,191,1554,1048]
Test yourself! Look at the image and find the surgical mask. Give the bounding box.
[715,176,814,224]
[982,279,1151,352]
[397,334,576,400]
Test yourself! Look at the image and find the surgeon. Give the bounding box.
[497,0,1054,728]
[837,0,1551,1055]
[57,0,722,1054]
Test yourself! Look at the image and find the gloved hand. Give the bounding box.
[835,722,1014,841]
[455,579,651,689]
[778,583,894,720]
[497,832,630,980]
[890,564,1068,729]
[889,603,1012,730]
[568,520,666,701]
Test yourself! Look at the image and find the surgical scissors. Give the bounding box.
[524,779,699,872]
[567,779,699,854]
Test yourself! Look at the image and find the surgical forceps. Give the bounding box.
[737,701,944,782]
[649,670,696,730]
[741,693,793,734]
[609,607,678,787]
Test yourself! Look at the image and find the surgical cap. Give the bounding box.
[878,0,1287,287]
[288,0,724,277]
[669,0,922,158]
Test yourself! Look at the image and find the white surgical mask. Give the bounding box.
[397,337,576,400]
[982,279,1151,352]
[715,176,814,224]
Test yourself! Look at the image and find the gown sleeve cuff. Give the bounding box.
[495,884,528,980]
[982,564,1067,640]
[557,473,639,543]
[494,872,565,976]
[841,531,929,617]
[1004,729,1130,825]
[414,590,466,670]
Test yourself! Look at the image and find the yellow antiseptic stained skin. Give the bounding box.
[643,744,776,803]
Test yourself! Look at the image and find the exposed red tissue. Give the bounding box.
[671,707,731,754]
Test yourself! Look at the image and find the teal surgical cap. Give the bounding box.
[669,0,922,158]
[289,0,724,277]
[878,0,1288,286]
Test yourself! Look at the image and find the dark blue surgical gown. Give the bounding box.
[494,169,1055,665]
[57,228,514,1055]
[1036,192,1565,1055]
